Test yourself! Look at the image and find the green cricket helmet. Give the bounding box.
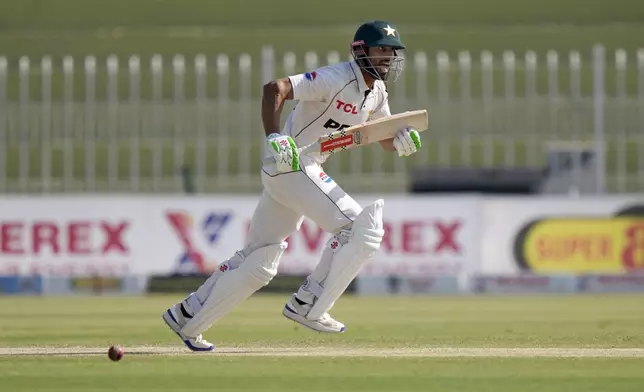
[351,20,406,82]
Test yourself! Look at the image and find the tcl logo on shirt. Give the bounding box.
[335,100,359,115]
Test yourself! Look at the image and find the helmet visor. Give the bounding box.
[352,45,405,82]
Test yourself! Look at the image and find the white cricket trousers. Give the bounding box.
[242,155,362,256]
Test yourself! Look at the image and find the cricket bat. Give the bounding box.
[265,109,428,164]
[302,109,428,155]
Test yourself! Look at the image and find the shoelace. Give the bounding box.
[319,313,333,323]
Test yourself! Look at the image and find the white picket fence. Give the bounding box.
[0,44,643,194]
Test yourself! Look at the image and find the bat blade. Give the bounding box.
[319,134,359,153]
[314,109,428,155]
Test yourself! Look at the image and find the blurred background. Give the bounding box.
[0,0,643,295]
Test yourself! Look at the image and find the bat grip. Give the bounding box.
[261,142,316,166]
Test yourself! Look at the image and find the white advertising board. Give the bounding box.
[0,196,145,276]
[147,195,481,279]
[0,195,481,279]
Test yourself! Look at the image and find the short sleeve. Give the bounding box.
[288,67,338,102]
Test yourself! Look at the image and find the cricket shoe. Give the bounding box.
[282,294,345,333]
[163,302,215,352]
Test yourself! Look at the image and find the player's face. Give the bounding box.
[368,46,396,74]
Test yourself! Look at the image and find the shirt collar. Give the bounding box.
[349,60,371,93]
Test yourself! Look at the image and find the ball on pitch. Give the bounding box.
[108,345,124,361]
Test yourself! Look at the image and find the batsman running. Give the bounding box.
[163,20,422,351]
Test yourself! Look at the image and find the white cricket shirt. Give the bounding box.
[284,60,391,165]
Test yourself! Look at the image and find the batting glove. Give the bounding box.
[393,127,421,157]
[265,133,300,173]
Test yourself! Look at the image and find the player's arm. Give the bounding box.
[262,69,334,136]
[262,78,293,136]
[379,137,397,151]
[261,69,335,172]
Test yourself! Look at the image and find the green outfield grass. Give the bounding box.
[1,294,643,347]
[1,0,643,100]
[1,356,643,392]
[2,24,643,69]
[0,294,643,391]
[2,3,643,99]
[2,0,643,28]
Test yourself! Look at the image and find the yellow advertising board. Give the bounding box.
[514,218,644,273]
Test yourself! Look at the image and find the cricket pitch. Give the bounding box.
[2,346,644,358]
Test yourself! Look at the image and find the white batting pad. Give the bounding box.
[295,230,351,304]
[306,200,384,320]
[180,242,287,337]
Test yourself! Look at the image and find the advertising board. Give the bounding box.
[0,197,141,276]
[0,195,480,280]
[153,195,480,279]
[480,196,644,275]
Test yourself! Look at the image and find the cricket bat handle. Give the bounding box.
[261,142,319,166]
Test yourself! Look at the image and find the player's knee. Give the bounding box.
[349,199,385,256]
[238,242,287,288]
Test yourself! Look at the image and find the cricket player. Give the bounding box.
[163,20,422,351]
